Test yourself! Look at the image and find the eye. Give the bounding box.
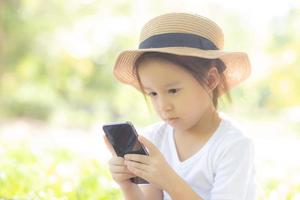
[147,92,157,97]
[168,88,180,94]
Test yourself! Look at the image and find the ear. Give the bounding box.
[206,67,220,92]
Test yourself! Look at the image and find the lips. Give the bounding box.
[165,117,179,123]
[164,117,178,120]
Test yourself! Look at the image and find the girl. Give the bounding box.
[103,12,256,200]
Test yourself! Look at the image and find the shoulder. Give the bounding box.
[212,114,255,166]
[217,112,254,146]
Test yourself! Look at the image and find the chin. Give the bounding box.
[168,121,187,132]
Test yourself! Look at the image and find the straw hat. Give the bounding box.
[113,12,251,95]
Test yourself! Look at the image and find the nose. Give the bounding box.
[157,96,173,112]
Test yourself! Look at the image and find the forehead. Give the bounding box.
[137,57,195,89]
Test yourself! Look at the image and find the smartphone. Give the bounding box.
[102,121,149,184]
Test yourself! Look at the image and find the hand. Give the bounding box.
[124,135,178,190]
[103,135,136,187]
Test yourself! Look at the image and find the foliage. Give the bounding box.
[0,142,122,199]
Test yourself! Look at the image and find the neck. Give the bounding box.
[177,106,221,137]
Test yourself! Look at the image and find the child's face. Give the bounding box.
[138,57,215,131]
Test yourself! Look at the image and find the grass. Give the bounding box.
[0,142,122,200]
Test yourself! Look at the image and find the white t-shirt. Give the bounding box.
[137,115,256,200]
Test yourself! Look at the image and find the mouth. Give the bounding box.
[165,117,179,123]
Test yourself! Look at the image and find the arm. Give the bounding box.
[120,182,163,200]
[140,184,163,200]
[164,173,204,200]
[119,182,144,200]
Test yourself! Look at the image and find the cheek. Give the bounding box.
[181,90,211,116]
[150,99,163,116]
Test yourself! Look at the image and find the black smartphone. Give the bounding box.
[102,121,149,184]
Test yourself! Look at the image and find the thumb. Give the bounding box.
[138,135,159,155]
[102,135,117,156]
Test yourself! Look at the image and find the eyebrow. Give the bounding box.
[143,81,181,90]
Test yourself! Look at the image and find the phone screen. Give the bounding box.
[102,122,149,157]
[102,121,149,184]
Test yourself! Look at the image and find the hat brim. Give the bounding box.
[113,47,251,96]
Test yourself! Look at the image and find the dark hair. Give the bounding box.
[132,52,232,109]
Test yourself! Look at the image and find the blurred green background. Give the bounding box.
[0,0,300,199]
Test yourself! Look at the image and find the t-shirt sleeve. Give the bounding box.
[136,122,163,146]
[210,137,256,200]
[136,124,155,141]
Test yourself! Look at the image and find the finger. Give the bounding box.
[125,160,149,171]
[109,156,126,166]
[114,173,136,180]
[138,135,159,155]
[103,135,117,156]
[126,164,148,180]
[110,165,134,174]
[124,154,150,165]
